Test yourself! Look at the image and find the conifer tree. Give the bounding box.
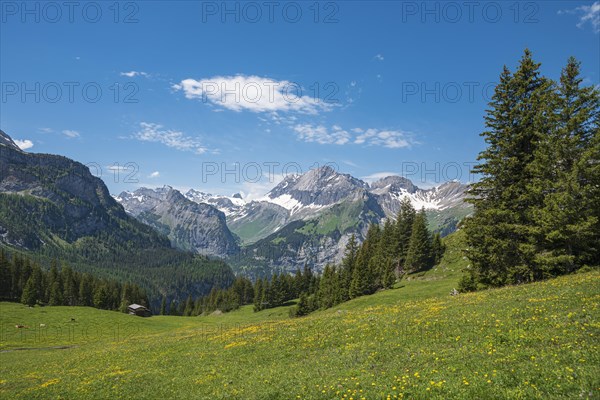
[349,225,380,298]
[45,260,60,304]
[295,292,310,317]
[183,295,194,316]
[338,235,358,301]
[21,265,43,306]
[253,278,264,312]
[78,274,94,306]
[431,232,445,265]
[49,279,63,306]
[529,57,600,274]
[394,198,416,274]
[466,49,551,286]
[0,250,11,300]
[93,284,110,309]
[405,208,433,272]
[62,265,78,306]
[160,296,167,315]
[169,300,178,316]
[318,264,336,308]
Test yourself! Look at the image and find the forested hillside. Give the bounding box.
[0,131,235,307]
[0,250,149,311]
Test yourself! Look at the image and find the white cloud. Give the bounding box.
[14,139,33,150]
[559,1,600,33]
[133,122,207,154]
[148,171,160,178]
[173,75,335,114]
[293,124,351,145]
[361,172,399,183]
[355,128,411,148]
[578,1,600,32]
[375,54,385,61]
[38,127,53,133]
[292,124,415,149]
[120,71,149,78]
[62,130,80,138]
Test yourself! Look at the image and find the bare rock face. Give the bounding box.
[369,175,418,194]
[116,187,239,257]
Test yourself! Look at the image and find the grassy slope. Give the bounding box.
[1,232,598,399]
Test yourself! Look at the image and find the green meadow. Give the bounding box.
[1,233,598,399]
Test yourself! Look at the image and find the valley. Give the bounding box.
[1,5,599,398]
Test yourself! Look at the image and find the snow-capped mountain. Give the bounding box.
[371,177,469,216]
[184,189,245,217]
[114,166,471,273]
[264,166,369,215]
[226,167,471,272]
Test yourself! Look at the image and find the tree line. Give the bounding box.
[166,199,444,318]
[462,50,599,291]
[0,193,236,307]
[158,266,319,316]
[0,250,149,311]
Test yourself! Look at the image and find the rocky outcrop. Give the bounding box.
[117,187,239,257]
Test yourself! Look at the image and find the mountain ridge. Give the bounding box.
[115,167,472,273]
[0,130,235,304]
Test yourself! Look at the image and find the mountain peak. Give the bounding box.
[266,166,369,212]
[370,175,417,194]
[0,130,23,152]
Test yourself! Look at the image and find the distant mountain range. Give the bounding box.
[115,165,472,274]
[0,129,471,280]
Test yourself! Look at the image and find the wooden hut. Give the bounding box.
[127,304,152,317]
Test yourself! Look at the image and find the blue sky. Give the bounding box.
[1,1,599,198]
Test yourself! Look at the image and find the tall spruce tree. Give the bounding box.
[294,292,310,317]
[394,198,416,275]
[339,234,358,301]
[160,296,167,315]
[349,224,380,298]
[318,264,336,308]
[379,219,397,288]
[529,57,600,274]
[21,264,43,306]
[78,274,94,307]
[466,49,551,286]
[0,250,11,300]
[464,50,598,290]
[253,278,264,312]
[431,232,445,265]
[405,208,433,272]
[183,295,194,316]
